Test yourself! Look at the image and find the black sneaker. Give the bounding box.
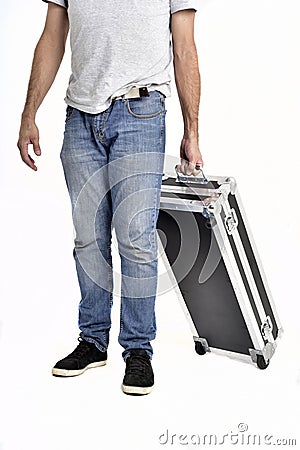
[52,337,107,377]
[122,349,154,395]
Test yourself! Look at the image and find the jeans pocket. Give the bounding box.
[126,91,165,119]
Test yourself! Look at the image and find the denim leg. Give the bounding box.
[59,107,113,352]
[107,91,166,360]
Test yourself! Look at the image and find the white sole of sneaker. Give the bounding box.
[52,360,107,377]
[121,384,153,395]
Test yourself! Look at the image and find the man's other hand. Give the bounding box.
[17,116,42,171]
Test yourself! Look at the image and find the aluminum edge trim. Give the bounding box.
[212,210,265,350]
[234,188,284,332]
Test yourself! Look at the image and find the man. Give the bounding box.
[17,0,203,395]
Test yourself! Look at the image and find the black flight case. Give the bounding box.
[156,167,283,369]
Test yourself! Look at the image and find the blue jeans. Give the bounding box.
[60,90,166,360]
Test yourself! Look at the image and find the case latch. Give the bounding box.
[224,208,238,234]
[261,316,274,342]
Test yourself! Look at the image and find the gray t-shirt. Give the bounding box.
[42,0,198,114]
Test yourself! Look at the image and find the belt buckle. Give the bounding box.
[124,86,149,99]
[139,86,150,97]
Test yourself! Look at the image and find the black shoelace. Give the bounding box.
[126,354,149,375]
[66,337,92,360]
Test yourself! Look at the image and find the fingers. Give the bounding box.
[17,137,39,171]
[32,136,41,156]
[175,160,192,176]
[191,159,204,176]
[27,153,38,171]
[175,163,183,173]
[176,158,204,176]
[19,141,38,171]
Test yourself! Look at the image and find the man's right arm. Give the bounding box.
[17,3,69,171]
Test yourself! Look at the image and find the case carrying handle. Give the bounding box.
[175,164,209,184]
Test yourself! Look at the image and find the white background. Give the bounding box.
[1,0,300,449]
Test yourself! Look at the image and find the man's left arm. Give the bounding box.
[171,9,204,175]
